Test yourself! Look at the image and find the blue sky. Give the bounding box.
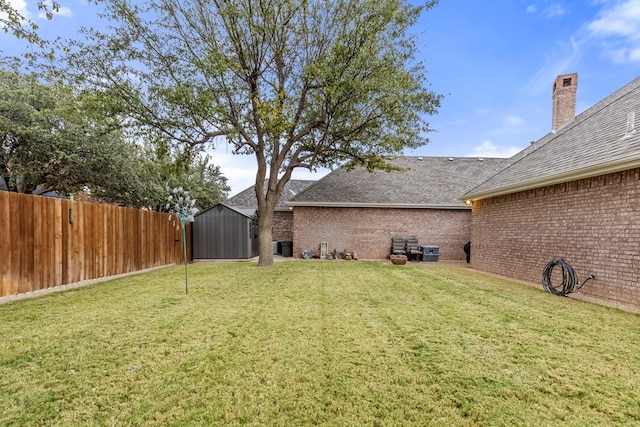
[3,0,640,195]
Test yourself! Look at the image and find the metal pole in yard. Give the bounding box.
[182,208,188,295]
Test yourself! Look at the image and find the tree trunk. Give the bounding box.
[16,176,25,193]
[257,203,275,267]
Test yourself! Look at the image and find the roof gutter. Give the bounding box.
[286,201,470,210]
[462,155,640,202]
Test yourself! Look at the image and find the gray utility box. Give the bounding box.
[421,245,439,262]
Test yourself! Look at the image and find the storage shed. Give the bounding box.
[192,203,259,260]
[225,179,316,242]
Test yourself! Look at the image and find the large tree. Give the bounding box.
[0,68,131,197]
[0,68,229,207]
[146,138,231,210]
[66,0,442,266]
[0,0,60,49]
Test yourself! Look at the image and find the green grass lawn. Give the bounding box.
[1,261,640,426]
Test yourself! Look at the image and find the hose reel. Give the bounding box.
[542,258,595,296]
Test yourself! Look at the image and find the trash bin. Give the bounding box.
[421,245,439,262]
[281,241,293,257]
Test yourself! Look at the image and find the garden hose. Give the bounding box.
[542,258,595,296]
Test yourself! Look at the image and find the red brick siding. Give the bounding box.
[272,211,293,241]
[293,207,471,260]
[471,168,640,308]
[552,73,577,130]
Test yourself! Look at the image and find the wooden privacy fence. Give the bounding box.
[0,191,191,297]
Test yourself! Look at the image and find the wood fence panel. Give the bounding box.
[132,209,140,272]
[18,194,32,294]
[118,206,123,274]
[62,198,71,286]
[73,199,80,282]
[161,216,168,266]
[99,204,106,277]
[0,192,187,297]
[33,196,43,290]
[91,202,99,279]
[54,199,63,288]
[41,196,50,289]
[107,205,115,277]
[86,202,95,281]
[0,192,12,296]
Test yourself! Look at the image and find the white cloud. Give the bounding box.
[542,3,567,18]
[586,0,640,63]
[1,0,72,25]
[588,0,640,37]
[37,0,73,19]
[206,149,258,196]
[475,107,493,115]
[0,0,29,34]
[630,46,640,61]
[206,144,330,197]
[468,140,523,158]
[7,0,29,17]
[485,113,529,138]
[1,0,30,24]
[505,114,525,126]
[607,46,640,63]
[520,36,582,95]
[521,0,640,83]
[525,2,567,18]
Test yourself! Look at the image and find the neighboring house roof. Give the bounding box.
[288,156,511,209]
[465,76,640,201]
[32,185,68,199]
[224,179,316,211]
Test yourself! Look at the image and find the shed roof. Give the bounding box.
[465,76,640,200]
[288,156,511,209]
[196,203,256,218]
[224,179,316,211]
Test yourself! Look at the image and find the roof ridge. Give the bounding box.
[289,167,342,202]
[289,156,511,208]
[543,75,640,142]
[464,75,640,200]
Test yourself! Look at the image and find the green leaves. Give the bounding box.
[0,68,229,208]
[0,0,61,49]
[66,0,441,171]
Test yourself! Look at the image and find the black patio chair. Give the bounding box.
[391,235,406,256]
[405,235,422,261]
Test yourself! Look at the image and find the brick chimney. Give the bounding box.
[552,73,577,130]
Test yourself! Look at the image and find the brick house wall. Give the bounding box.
[471,168,640,308]
[292,206,471,260]
[272,211,293,241]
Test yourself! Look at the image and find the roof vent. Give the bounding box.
[625,111,636,137]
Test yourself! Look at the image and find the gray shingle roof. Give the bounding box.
[196,203,256,218]
[225,179,316,211]
[465,76,640,200]
[288,156,511,209]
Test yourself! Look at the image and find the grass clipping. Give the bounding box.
[1,261,640,426]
